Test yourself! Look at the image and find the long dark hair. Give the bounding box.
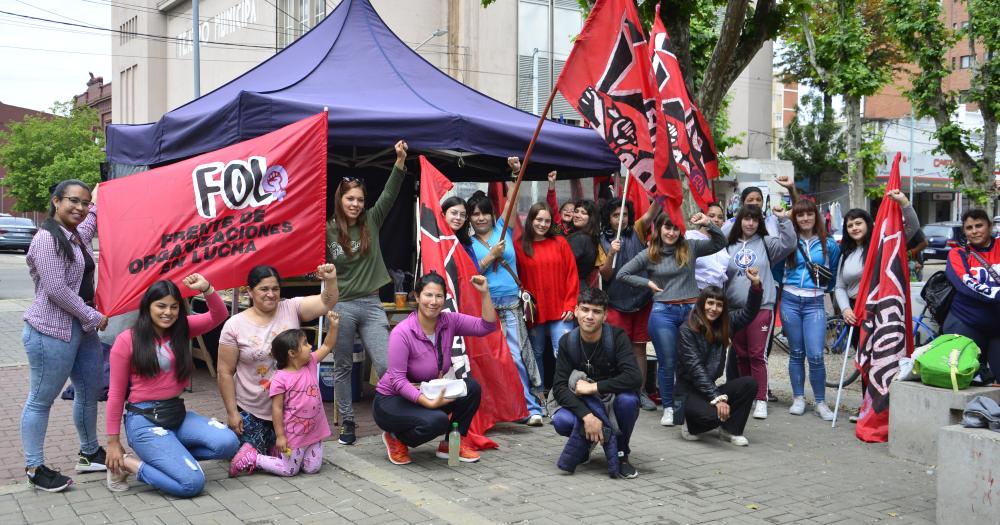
[441,195,471,246]
[572,199,600,242]
[521,202,555,257]
[788,198,829,265]
[727,205,768,246]
[648,213,689,266]
[271,329,306,370]
[130,280,193,381]
[333,178,371,257]
[42,180,91,262]
[466,191,495,226]
[840,208,873,258]
[688,286,730,346]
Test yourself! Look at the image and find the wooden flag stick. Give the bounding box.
[611,171,632,268]
[498,86,560,243]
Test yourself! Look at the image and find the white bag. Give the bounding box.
[419,378,467,399]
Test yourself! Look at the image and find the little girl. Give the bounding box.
[229,312,339,477]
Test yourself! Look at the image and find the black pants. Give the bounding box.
[684,376,757,436]
[373,377,481,448]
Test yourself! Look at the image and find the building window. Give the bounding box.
[119,16,138,46]
[276,0,327,49]
[516,0,584,121]
[960,55,973,69]
[119,65,137,124]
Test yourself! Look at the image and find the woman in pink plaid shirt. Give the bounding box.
[21,180,110,492]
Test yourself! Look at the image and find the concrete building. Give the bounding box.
[74,73,113,134]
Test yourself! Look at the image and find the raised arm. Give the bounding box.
[676,325,722,400]
[887,190,922,242]
[314,312,340,362]
[179,274,228,337]
[369,140,408,229]
[688,215,726,257]
[546,169,561,226]
[469,275,497,324]
[766,206,797,261]
[298,264,339,322]
[27,231,104,331]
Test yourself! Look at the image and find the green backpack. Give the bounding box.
[914,335,981,391]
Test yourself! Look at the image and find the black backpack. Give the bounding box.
[921,270,955,327]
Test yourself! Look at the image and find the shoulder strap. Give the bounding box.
[966,246,1000,284]
[474,236,524,288]
[601,323,617,366]
[567,328,583,365]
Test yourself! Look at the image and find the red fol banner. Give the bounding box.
[853,152,913,443]
[649,5,720,212]
[418,157,528,450]
[556,0,685,230]
[96,113,328,316]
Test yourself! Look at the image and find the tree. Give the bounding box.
[779,93,846,193]
[885,0,999,205]
[780,0,901,209]
[0,102,104,212]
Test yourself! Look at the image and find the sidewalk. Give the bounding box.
[0,303,936,524]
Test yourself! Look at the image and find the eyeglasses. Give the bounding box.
[61,197,92,208]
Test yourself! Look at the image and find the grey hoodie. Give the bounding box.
[724,217,796,309]
[619,224,727,303]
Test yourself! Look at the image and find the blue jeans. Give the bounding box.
[495,295,542,416]
[780,291,828,402]
[529,319,573,382]
[552,392,639,456]
[647,303,692,410]
[125,405,240,498]
[21,320,102,468]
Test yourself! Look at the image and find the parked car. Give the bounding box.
[921,222,965,260]
[0,217,39,252]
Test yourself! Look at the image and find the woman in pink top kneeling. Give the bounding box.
[104,273,237,497]
[374,272,497,466]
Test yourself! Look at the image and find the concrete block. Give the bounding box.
[888,381,1000,461]
[936,425,1000,524]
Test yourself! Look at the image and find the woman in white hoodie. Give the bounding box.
[723,204,796,419]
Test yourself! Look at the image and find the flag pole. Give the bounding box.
[499,86,560,243]
[832,325,856,428]
[414,193,422,284]
[611,171,631,267]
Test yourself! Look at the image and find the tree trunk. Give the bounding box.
[844,95,865,210]
[660,2,695,97]
[698,0,751,121]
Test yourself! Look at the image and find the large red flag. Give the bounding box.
[418,157,528,449]
[853,152,913,442]
[621,172,651,222]
[649,5,720,212]
[96,113,328,316]
[556,0,684,230]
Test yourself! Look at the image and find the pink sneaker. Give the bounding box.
[229,443,257,477]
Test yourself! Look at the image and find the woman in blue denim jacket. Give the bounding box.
[780,199,840,421]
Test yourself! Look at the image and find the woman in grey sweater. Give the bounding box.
[619,212,726,427]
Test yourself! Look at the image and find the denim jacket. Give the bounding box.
[782,236,841,292]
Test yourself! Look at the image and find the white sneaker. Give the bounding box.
[789,396,806,415]
[753,400,768,419]
[526,414,544,427]
[720,429,749,446]
[814,402,834,421]
[660,407,675,426]
[680,424,700,441]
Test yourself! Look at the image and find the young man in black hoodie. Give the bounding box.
[551,288,643,478]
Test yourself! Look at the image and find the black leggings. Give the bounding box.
[373,377,482,448]
[684,377,757,436]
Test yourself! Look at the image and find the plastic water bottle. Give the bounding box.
[448,422,460,466]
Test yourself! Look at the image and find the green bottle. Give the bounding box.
[448,422,460,466]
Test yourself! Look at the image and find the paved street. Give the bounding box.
[0,253,938,524]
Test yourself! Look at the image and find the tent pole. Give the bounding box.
[414,193,421,285]
[498,86,560,243]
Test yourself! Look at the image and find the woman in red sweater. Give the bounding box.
[104,273,237,497]
[515,202,579,383]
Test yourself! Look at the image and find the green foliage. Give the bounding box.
[858,128,886,199]
[779,93,846,187]
[0,101,104,212]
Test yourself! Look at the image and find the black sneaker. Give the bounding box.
[617,457,639,479]
[338,420,356,445]
[76,446,107,472]
[767,389,778,402]
[27,465,73,492]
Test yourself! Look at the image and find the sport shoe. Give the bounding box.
[526,414,544,427]
[338,420,357,445]
[76,446,107,472]
[660,407,675,426]
[789,396,806,415]
[382,432,412,465]
[753,400,768,419]
[616,457,639,479]
[106,455,131,492]
[720,429,749,446]
[814,402,835,421]
[767,389,778,402]
[435,440,480,463]
[228,443,257,477]
[849,409,861,423]
[26,465,72,492]
[680,424,700,441]
[639,393,657,411]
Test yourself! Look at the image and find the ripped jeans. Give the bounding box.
[124,405,240,498]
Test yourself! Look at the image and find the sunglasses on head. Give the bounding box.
[340,176,362,185]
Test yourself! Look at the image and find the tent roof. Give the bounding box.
[105,0,619,180]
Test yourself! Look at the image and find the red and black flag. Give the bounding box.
[853,152,913,443]
[649,6,719,211]
[557,0,685,230]
[418,156,529,449]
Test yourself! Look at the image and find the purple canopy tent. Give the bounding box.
[105,0,619,181]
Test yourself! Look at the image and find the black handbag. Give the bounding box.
[126,398,187,430]
[797,242,833,288]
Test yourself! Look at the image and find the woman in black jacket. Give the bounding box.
[676,267,762,446]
